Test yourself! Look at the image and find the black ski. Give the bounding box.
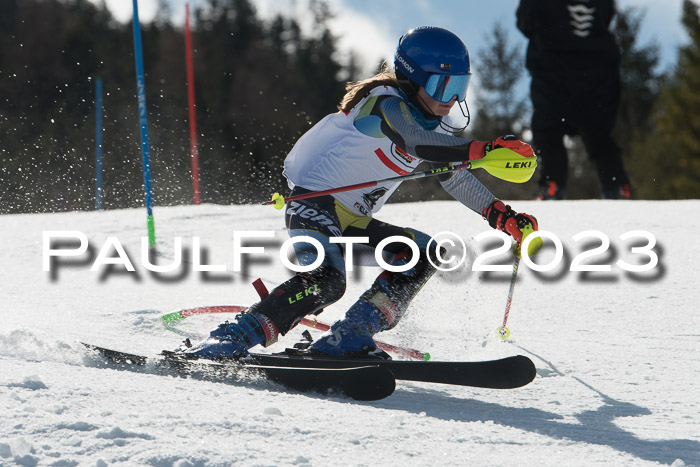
[243,352,536,389]
[82,344,395,401]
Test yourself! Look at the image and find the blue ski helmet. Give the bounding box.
[394,27,471,104]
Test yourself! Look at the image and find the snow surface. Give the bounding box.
[1,200,699,466]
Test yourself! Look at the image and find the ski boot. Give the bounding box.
[535,181,565,200]
[310,300,391,359]
[184,312,275,359]
[602,183,631,199]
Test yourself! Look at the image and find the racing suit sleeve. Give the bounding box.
[375,95,496,213]
[439,168,495,214]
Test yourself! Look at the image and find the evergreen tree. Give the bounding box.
[0,0,350,213]
[470,26,528,138]
[633,0,700,198]
[0,0,116,212]
[466,25,532,200]
[614,6,662,145]
[609,5,663,201]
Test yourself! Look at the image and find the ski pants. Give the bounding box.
[247,188,440,344]
[532,122,630,193]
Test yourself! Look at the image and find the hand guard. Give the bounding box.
[468,135,535,161]
[482,199,542,257]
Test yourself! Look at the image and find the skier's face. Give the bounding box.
[417,87,456,117]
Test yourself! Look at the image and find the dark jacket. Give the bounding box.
[517,0,620,129]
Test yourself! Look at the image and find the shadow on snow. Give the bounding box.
[378,357,698,466]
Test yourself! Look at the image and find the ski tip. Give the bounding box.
[513,355,537,386]
[259,364,396,401]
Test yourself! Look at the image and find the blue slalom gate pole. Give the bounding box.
[131,0,156,247]
[95,77,104,211]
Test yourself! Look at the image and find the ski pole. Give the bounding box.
[264,148,537,209]
[299,317,430,361]
[497,256,520,341]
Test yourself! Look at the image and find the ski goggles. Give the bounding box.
[423,73,470,103]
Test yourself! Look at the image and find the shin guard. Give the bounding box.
[247,266,346,343]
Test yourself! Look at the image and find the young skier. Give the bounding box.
[183,26,541,359]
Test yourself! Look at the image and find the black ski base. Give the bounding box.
[82,343,395,401]
[244,350,536,389]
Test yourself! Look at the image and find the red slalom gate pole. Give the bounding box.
[250,278,429,360]
[185,3,200,205]
[160,304,430,361]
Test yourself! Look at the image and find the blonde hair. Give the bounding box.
[337,63,399,113]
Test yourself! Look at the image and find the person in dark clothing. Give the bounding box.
[517,0,631,199]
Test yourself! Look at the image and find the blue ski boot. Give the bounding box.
[185,312,277,359]
[310,300,391,359]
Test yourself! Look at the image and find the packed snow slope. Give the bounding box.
[1,200,699,467]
